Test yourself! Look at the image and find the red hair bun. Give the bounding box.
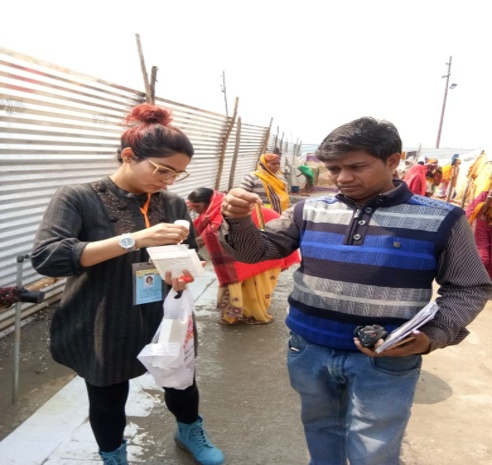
[125,104,173,127]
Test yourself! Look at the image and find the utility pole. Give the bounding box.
[221,71,229,117]
[436,56,452,148]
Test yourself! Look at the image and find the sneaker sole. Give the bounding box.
[174,437,226,465]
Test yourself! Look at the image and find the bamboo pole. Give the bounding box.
[416,143,422,163]
[274,126,279,151]
[135,34,152,103]
[259,117,273,157]
[228,117,242,190]
[150,66,158,105]
[215,97,239,190]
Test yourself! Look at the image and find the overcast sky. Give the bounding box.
[1,0,491,149]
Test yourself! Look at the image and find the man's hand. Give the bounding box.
[354,330,431,357]
[221,188,262,218]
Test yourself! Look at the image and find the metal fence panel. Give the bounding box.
[0,48,231,293]
[0,46,299,327]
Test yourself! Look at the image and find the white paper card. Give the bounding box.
[147,244,204,279]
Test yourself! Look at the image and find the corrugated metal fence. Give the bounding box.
[0,47,301,329]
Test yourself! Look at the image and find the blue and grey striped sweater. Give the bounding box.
[220,181,491,352]
[286,187,463,350]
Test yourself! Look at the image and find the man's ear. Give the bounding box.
[387,153,401,171]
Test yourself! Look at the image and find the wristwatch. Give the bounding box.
[119,233,138,252]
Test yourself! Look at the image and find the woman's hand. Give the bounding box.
[222,188,261,218]
[165,269,194,291]
[133,223,189,248]
[80,223,189,268]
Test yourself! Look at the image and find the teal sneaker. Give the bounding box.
[175,416,225,465]
[98,439,128,465]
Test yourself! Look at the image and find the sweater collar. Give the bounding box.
[336,180,413,209]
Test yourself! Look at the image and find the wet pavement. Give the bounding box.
[0,267,309,465]
[1,263,491,464]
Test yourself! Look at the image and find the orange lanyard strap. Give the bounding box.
[140,193,151,229]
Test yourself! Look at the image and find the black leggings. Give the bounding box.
[86,379,199,452]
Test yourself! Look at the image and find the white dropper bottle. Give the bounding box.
[174,220,190,244]
[174,220,190,230]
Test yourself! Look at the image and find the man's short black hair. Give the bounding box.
[316,117,402,162]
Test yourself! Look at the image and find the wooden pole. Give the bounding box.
[416,143,422,163]
[135,34,152,103]
[228,117,242,190]
[259,117,273,157]
[221,71,229,117]
[215,97,239,190]
[150,66,158,105]
[274,126,279,151]
[436,56,452,148]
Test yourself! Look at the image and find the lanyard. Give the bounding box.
[140,193,151,229]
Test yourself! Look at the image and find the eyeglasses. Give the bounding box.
[143,157,190,182]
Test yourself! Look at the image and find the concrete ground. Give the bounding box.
[0,194,491,464]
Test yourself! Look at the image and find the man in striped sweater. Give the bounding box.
[218,117,492,465]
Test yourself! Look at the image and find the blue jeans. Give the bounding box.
[287,332,422,465]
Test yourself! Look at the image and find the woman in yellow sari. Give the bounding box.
[239,153,290,213]
[188,188,300,325]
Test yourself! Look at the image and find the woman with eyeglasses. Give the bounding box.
[31,104,225,465]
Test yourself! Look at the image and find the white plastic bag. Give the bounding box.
[138,288,195,389]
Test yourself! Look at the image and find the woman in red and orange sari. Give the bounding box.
[466,186,492,279]
[188,188,300,324]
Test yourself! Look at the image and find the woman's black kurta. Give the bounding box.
[31,176,197,386]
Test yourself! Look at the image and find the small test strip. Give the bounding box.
[255,204,266,231]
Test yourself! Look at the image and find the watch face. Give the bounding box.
[120,236,135,248]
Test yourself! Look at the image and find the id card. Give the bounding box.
[132,262,163,305]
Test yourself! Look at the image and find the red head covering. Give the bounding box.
[403,164,427,196]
